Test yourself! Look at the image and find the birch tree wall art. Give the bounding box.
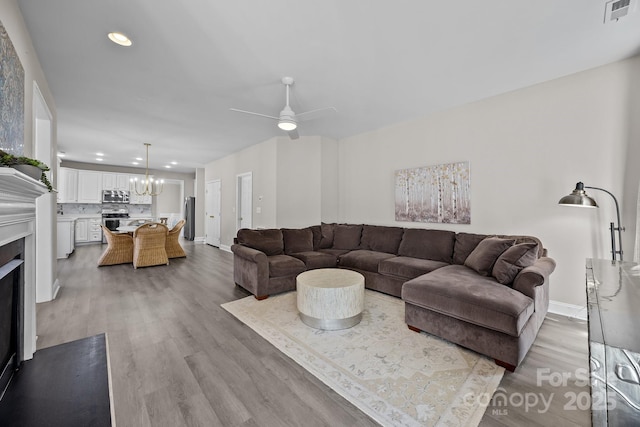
[395,161,471,224]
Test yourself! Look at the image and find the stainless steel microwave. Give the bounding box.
[102,190,130,204]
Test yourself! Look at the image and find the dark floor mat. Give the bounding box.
[0,334,112,426]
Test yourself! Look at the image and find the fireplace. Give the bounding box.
[0,168,48,399]
[0,239,24,399]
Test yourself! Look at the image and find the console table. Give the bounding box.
[586,259,640,426]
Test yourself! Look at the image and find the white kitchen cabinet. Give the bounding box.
[57,167,78,203]
[57,217,76,258]
[75,219,89,242]
[103,173,129,191]
[102,172,116,190]
[88,218,102,242]
[77,170,102,203]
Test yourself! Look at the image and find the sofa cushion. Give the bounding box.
[452,232,487,265]
[237,228,284,256]
[464,237,514,276]
[290,251,338,269]
[402,265,534,337]
[282,228,314,255]
[492,243,539,285]
[319,223,335,249]
[360,225,404,254]
[339,250,396,272]
[267,255,306,278]
[309,225,322,250]
[332,224,363,250]
[398,229,455,263]
[378,256,449,280]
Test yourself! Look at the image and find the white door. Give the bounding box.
[237,173,252,230]
[205,180,221,246]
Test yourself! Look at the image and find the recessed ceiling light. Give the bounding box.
[57,152,66,157]
[96,158,104,162]
[170,161,177,165]
[164,165,171,169]
[135,157,143,161]
[96,152,104,156]
[108,32,132,47]
[132,162,139,165]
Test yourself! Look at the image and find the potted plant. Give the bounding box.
[0,150,53,191]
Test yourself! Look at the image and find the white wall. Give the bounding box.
[338,57,640,307]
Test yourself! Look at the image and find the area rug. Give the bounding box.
[222,290,504,427]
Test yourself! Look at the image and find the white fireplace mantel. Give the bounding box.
[0,168,48,360]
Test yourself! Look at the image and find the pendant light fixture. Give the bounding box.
[130,143,164,196]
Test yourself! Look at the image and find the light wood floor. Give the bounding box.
[40,242,591,426]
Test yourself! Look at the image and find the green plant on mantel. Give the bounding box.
[0,149,53,191]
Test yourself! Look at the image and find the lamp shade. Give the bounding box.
[558,182,598,208]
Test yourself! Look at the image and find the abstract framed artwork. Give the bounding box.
[395,161,471,224]
[0,19,25,155]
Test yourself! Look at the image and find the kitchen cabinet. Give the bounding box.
[77,170,102,203]
[57,217,76,258]
[103,173,130,191]
[75,219,88,242]
[88,218,102,242]
[75,217,102,243]
[57,167,78,203]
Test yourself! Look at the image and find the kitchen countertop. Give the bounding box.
[56,216,78,222]
[57,214,101,219]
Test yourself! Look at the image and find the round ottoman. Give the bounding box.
[296,269,365,330]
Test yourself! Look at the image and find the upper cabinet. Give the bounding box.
[77,170,102,203]
[57,167,78,203]
[103,172,130,191]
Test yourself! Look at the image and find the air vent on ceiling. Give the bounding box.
[604,0,636,23]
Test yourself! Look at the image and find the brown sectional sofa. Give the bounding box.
[231,223,556,371]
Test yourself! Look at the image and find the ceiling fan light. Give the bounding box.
[278,119,297,131]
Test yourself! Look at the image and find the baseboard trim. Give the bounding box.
[220,244,232,253]
[194,236,205,243]
[548,300,587,320]
[52,279,60,300]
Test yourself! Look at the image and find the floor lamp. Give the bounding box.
[558,182,625,261]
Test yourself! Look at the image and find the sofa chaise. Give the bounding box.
[231,223,555,370]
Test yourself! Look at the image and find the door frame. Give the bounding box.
[205,179,221,246]
[236,172,252,231]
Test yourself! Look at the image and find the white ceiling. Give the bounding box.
[17,0,640,173]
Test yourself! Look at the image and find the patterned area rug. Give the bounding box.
[222,290,504,427]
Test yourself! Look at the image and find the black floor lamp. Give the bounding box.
[558,182,625,261]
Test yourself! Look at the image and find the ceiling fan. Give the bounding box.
[230,77,336,140]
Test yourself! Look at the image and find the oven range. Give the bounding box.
[101,208,129,243]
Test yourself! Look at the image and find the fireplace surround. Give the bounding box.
[0,168,48,395]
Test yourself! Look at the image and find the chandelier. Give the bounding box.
[130,143,164,196]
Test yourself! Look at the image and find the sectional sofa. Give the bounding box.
[231,223,555,370]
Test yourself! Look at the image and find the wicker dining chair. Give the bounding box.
[133,223,169,269]
[166,219,186,259]
[98,225,134,266]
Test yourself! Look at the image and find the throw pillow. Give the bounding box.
[332,224,363,250]
[319,222,335,249]
[464,237,515,276]
[492,242,539,285]
[282,228,314,255]
[236,228,284,256]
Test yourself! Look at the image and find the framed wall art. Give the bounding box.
[395,161,470,224]
[0,20,25,155]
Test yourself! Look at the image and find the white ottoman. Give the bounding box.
[296,269,365,330]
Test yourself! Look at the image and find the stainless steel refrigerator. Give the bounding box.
[184,196,195,241]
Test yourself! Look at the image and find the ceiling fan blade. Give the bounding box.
[295,107,337,122]
[229,108,279,121]
[287,128,299,140]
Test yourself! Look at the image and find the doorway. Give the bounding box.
[205,180,221,247]
[236,172,252,230]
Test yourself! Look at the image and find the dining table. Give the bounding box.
[116,225,139,234]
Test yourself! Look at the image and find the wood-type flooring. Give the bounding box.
[37,241,590,426]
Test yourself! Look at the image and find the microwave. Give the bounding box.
[102,190,130,204]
